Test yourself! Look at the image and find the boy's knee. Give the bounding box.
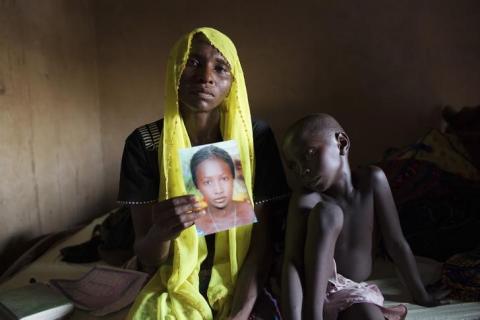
[310,201,343,232]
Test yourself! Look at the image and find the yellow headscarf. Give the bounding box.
[127,27,255,320]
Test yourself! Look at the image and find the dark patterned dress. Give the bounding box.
[118,118,289,319]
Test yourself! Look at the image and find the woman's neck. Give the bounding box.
[181,108,222,146]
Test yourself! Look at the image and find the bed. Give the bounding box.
[0,209,479,319]
[1,106,479,319]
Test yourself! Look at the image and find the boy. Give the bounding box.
[281,114,447,320]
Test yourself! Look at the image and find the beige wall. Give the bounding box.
[0,0,106,270]
[96,0,480,208]
[1,0,479,271]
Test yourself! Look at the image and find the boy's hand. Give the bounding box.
[428,281,451,303]
[415,282,451,307]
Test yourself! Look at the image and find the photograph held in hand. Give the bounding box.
[180,140,256,235]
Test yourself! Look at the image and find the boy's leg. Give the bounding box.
[338,303,385,320]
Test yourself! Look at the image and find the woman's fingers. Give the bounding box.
[152,195,198,224]
[151,195,207,238]
[174,201,207,215]
[167,207,206,226]
[155,195,196,212]
[169,220,195,235]
[165,209,207,237]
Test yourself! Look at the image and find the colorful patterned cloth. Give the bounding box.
[443,248,480,301]
[325,262,407,320]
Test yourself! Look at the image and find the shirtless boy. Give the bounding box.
[281,114,447,320]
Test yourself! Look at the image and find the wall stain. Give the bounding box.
[24,49,42,231]
[29,138,42,231]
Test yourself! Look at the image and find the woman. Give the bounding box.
[118,27,288,319]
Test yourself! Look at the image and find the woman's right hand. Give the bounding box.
[151,195,207,241]
[131,195,207,270]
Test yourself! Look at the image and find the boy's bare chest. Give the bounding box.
[335,193,375,250]
[333,194,376,280]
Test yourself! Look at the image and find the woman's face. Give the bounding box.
[178,34,233,114]
[195,157,234,210]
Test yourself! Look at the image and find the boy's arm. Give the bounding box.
[281,192,310,320]
[304,201,343,320]
[371,166,440,306]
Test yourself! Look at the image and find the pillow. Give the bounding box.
[442,248,480,301]
[443,105,480,171]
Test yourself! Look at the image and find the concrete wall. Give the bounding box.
[0,0,106,270]
[95,0,480,209]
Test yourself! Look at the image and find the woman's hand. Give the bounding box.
[131,195,207,270]
[151,195,207,241]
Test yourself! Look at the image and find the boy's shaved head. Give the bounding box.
[283,113,345,147]
[282,113,350,191]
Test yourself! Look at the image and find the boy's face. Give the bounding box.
[195,157,234,210]
[283,133,342,192]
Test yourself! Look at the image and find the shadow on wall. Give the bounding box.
[0,234,38,277]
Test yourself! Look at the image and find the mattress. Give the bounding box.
[0,211,479,319]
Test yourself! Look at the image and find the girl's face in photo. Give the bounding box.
[195,157,234,210]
